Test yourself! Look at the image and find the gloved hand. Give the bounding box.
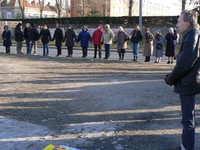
[165,74,173,86]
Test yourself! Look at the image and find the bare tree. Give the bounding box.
[182,0,186,11]
[38,0,45,18]
[128,0,133,16]
[55,0,62,18]
[17,0,25,19]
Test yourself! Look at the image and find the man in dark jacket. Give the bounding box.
[15,22,24,54]
[53,23,63,57]
[30,24,39,55]
[63,25,77,57]
[165,10,200,150]
[24,23,31,55]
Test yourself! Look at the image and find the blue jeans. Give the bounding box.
[180,94,195,150]
[43,43,49,56]
[104,44,110,58]
[132,42,139,57]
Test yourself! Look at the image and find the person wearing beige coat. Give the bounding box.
[101,24,115,59]
[143,28,154,62]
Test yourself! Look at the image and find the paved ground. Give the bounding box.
[0,46,200,150]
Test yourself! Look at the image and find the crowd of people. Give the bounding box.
[1,22,179,63]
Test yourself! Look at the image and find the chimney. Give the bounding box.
[31,0,36,5]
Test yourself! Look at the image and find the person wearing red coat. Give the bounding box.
[92,24,103,59]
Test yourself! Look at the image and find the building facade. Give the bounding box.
[0,0,57,19]
[70,0,182,17]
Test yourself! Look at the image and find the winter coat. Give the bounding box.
[116,31,128,50]
[2,30,12,47]
[101,28,114,44]
[53,28,63,47]
[63,29,77,47]
[153,34,164,57]
[143,31,154,56]
[167,29,200,95]
[92,29,103,45]
[24,27,31,40]
[77,30,91,47]
[30,27,39,41]
[39,28,52,44]
[15,24,24,42]
[130,30,143,43]
[165,32,177,57]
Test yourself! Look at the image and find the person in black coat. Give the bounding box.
[165,10,200,150]
[165,27,177,64]
[30,24,39,55]
[39,24,52,56]
[24,23,31,55]
[63,25,77,57]
[15,22,24,54]
[53,23,63,57]
[2,25,12,54]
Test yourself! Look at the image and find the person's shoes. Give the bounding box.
[56,55,60,57]
[154,61,158,63]
[66,55,70,57]
[93,56,96,58]
[104,57,108,59]
[34,53,37,55]
[19,52,24,54]
[167,60,171,64]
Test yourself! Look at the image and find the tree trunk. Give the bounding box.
[182,0,186,11]
[129,0,133,16]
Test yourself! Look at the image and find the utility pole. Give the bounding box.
[139,0,142,29]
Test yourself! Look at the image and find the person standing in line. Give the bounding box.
[2,25,12,54]
[129,24,143,61]
[30,24,39,55]
[77,26,91,58]
[143,28,154,62]
[115,26,128,60]
[24,23,31,55]
[165,10,200,150]
[153,30,164,63]
[91,24,103,59]
[53,23,64,57]
[15,22,24,54]
[63,25,77,58]
[165,27,178,64]
[101,24,115,59]
[39,24,52,56]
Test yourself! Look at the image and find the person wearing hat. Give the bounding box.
[77,25,91,58]
[91,24,103,59]
[63,25,77,57]
[101,24,115,59]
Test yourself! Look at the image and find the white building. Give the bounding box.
[109,0,182,16]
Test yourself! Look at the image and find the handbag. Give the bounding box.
[156,43,163,49]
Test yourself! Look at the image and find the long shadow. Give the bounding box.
[1,54,200,149]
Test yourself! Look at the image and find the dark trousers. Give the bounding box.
[104,44,110,59]
[56,45,62,55]
[94,44,102,58]
[118,49,125,60]
[67,46,73,57]
[26,39,31,54]
[180,94,195,150]
[5,46,10,53]
[82,47,88,58]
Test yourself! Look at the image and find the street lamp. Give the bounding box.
[139,0,142,29]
